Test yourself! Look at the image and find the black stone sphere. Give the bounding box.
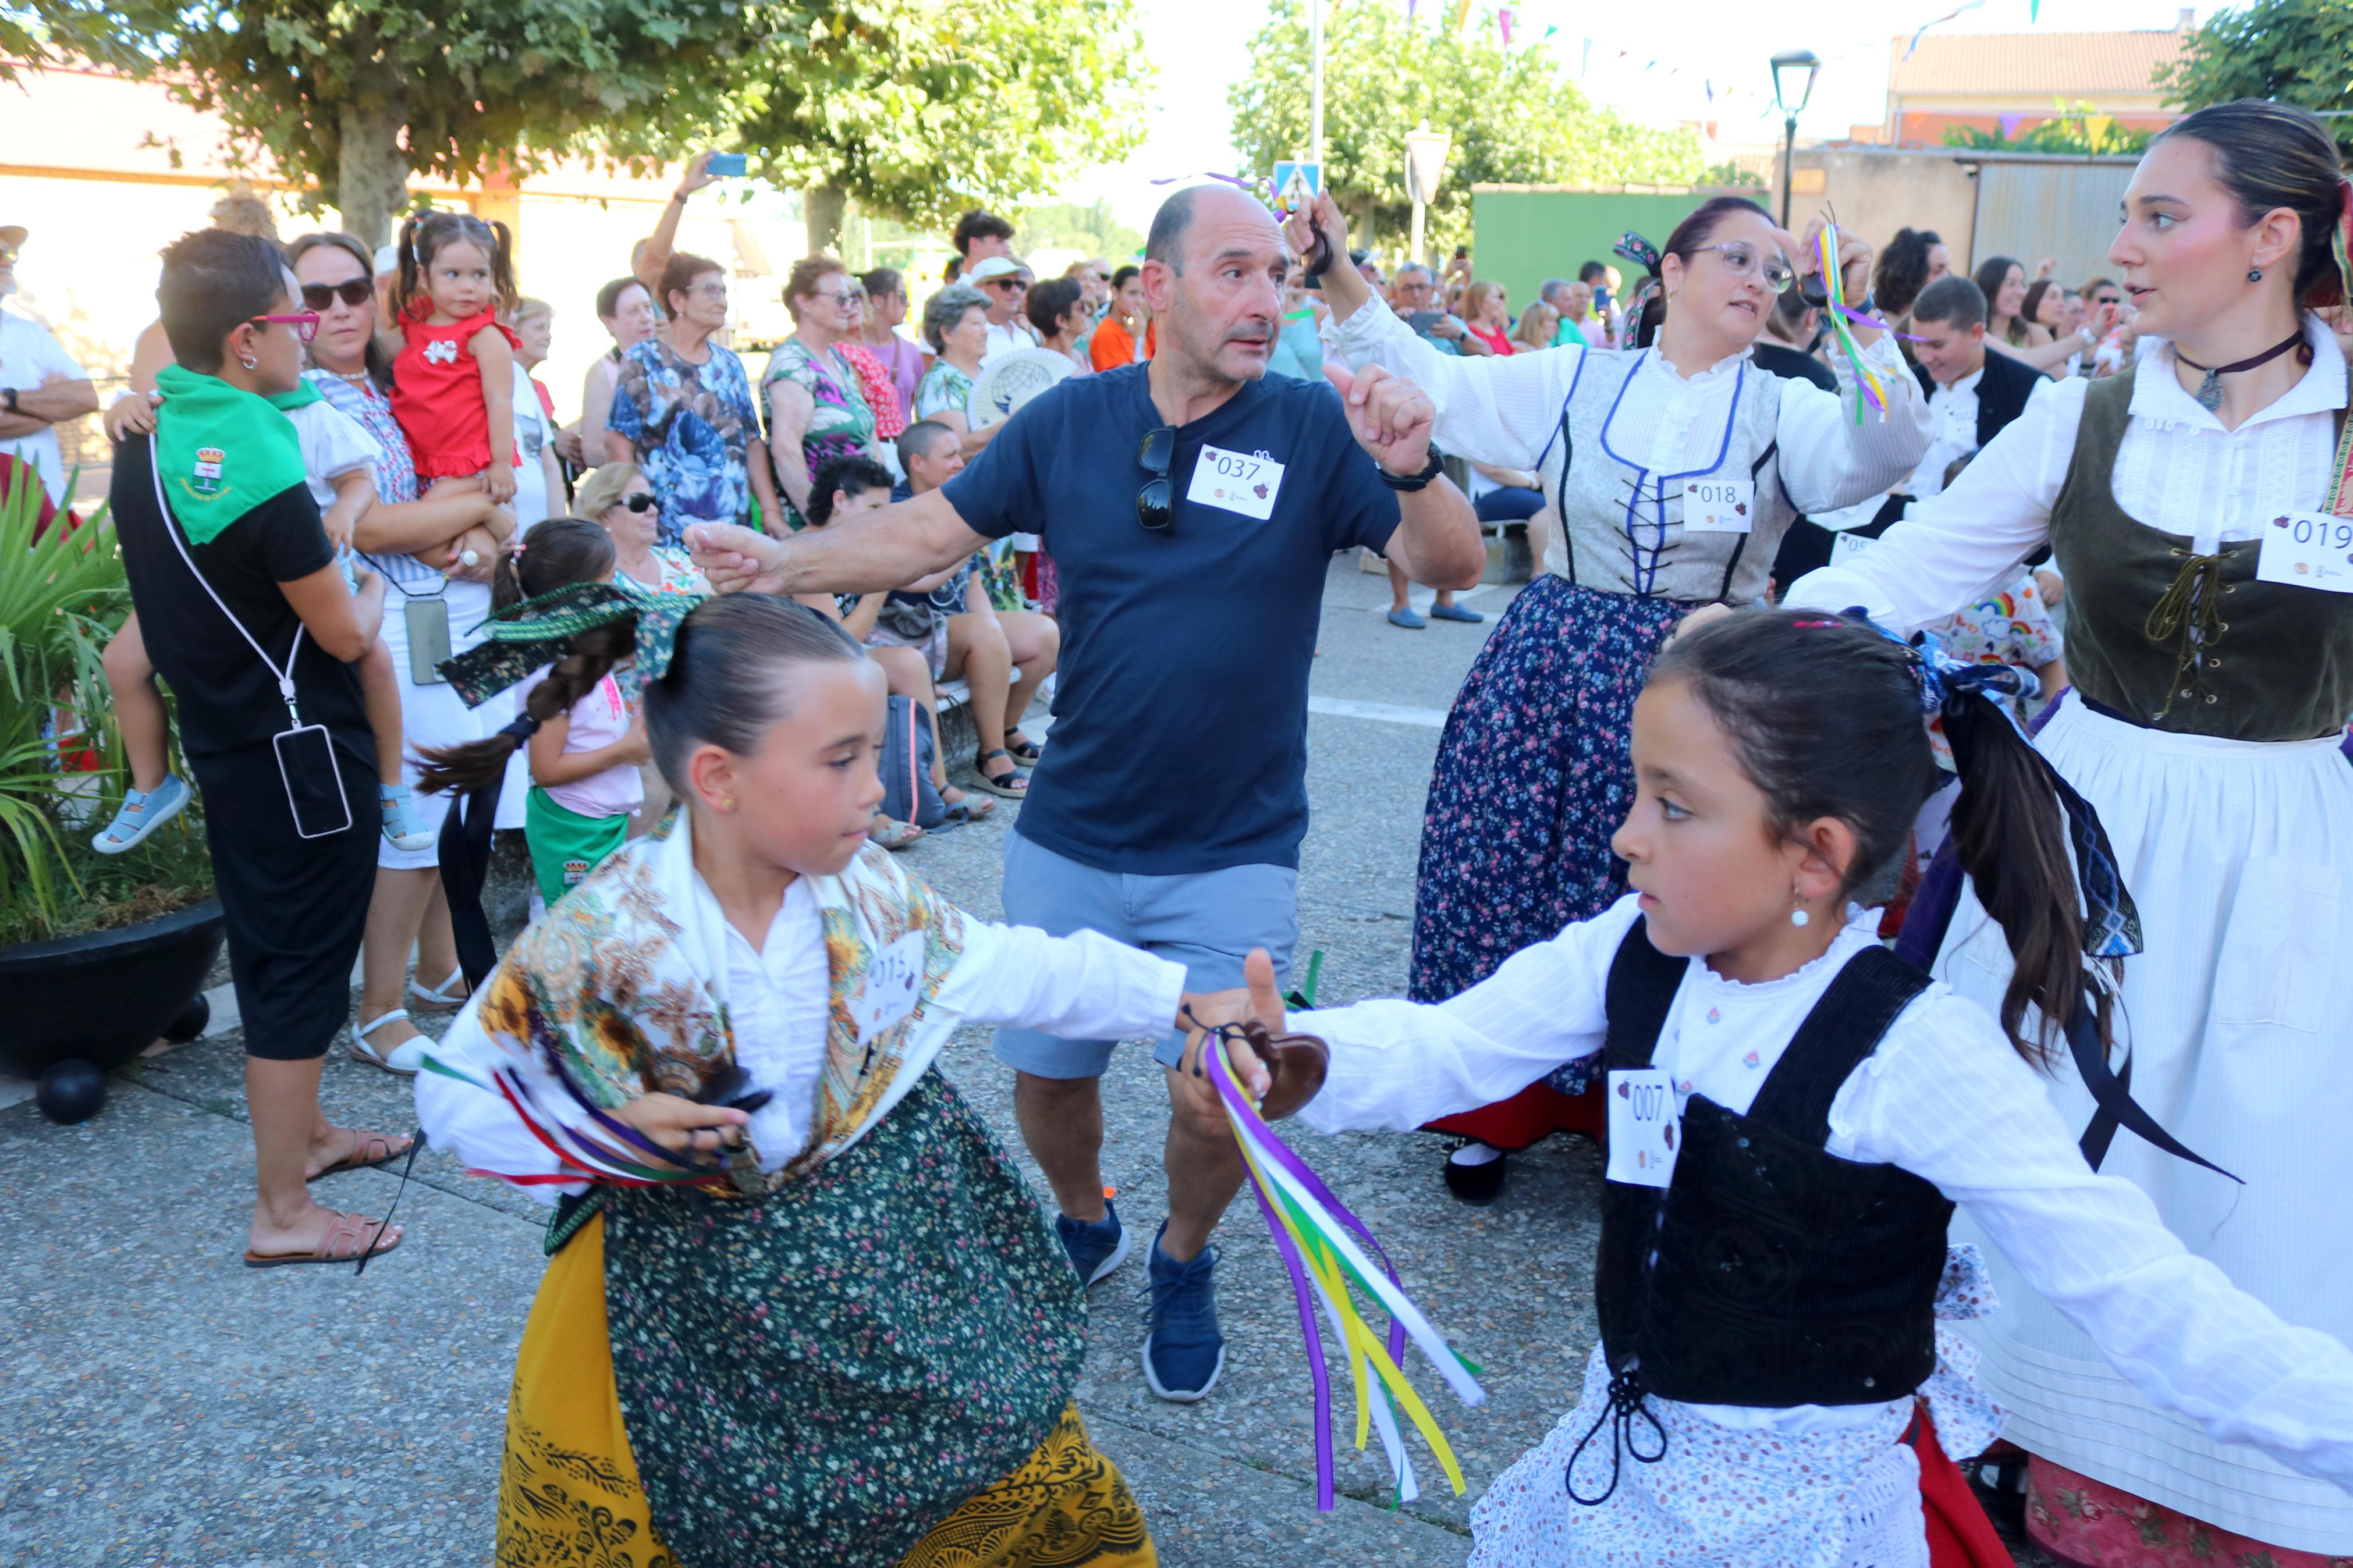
[36,1059,107,1125]
[162,992,211,1044]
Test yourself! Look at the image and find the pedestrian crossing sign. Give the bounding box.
[1270,161,1321,214]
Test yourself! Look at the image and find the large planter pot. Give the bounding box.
[0,896,225,1078]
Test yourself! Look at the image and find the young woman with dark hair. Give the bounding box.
[1294,187,1932,1201]
[1874,226,1949,322]
[1788,98,2353,1563]
[1181,607,2353,1567]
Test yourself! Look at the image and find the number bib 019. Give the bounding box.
[2256,510,2353,593]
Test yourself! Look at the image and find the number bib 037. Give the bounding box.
[1187,443,1286,520]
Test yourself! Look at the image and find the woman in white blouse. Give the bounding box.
[1292,191,1929,1201]
[1785,101,2353,1563]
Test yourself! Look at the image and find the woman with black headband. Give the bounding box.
[1290,191,1929,1203]
[1783,99,2353,1566]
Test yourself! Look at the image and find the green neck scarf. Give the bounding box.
[151,363,319,544]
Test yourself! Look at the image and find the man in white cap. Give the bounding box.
[967,255,1043,366]
[0,225,100,506]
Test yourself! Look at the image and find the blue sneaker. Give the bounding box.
[1386,606,1428,630]
[1057,1199,1131,1286]
[1141,1223,1226,1403]
[1429,600,1485,624]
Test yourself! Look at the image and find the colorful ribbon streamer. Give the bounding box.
[1198,1024,1485,1510]
[1811,222,1893,425]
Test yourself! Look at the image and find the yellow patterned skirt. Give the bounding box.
[494,1212,1156,1568]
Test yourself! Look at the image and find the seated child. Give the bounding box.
[1180,609,2353,1568]
[417,592,1213,1567]
[415,520,645,907]
[95,382,431,852]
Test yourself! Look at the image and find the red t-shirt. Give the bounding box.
[390,306,523,480]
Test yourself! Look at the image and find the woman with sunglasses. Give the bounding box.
[762,254,882,531]
[288,230,528,1075]
[1294,190,1931,1204]
[109,227,409,1266]
[577,461,707,597]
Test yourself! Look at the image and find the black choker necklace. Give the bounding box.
[2174,329,2304,413]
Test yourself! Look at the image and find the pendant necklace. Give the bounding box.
[2174,329,2304,413]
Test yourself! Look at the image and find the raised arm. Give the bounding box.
[1786,376,2079,628]
[1772,341,1935,517]
[1287,192,1579,471]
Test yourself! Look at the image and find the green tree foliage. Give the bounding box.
[2160,0,2353,153]
[732,0,1153,253]
[27,0,768,247]
[1013,199,1146,263]
[1229,0,1701,257]
[1941,101,2153,155]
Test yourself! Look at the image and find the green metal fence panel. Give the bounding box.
[1468,189,1733,319]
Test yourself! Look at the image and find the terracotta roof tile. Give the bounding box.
[1886,29,2188,98]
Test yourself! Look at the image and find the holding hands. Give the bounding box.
[1172,950,1327,1139]
[687,520,792,595]
[1325,362,1436,478]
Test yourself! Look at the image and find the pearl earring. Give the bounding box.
[2248,266,2263,282]
[1790,891,1810,929]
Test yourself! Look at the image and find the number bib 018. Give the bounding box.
[1682,477,1755,534]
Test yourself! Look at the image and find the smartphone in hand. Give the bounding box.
[705,152,748,177]
[1406,310,1447,333]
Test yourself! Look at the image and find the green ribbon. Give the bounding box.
[151,363,318,543]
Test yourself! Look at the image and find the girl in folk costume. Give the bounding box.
[1290,191,1933,1202]
[417,594,1202,1567]
[1181,609,2353,1568]
[416,520,648,909]
[1786,101,2353,1565]
[388,211,523,505]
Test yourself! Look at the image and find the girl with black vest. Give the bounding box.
[1297,190,1932,1204]
[1787,101,2353,1563]
[1179,609,2353,1568]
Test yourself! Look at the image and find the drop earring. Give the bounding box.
[1790,890,1811,929]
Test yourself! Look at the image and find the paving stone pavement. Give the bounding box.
[0,556,2055,1567]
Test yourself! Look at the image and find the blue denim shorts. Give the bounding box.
[992,829,1299,1079]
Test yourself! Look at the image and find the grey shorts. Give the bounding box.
[993,830,1299,1078]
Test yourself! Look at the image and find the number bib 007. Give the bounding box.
[1606,1067,1680,1188]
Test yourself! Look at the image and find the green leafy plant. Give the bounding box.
[2160,0,2353,154]
[0,469,208,945]
[1941,102,2153,155]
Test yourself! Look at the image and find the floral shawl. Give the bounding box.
[423,806,967,1194]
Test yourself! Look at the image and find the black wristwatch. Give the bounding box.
[1379,449,1446,492]
[2,388,17,415]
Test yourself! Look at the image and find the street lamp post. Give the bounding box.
[1309,0,1325,168]
[1769,48,1820,229]
[1404,122,1452,272]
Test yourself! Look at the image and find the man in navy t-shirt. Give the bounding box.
[690,183,1483,1402]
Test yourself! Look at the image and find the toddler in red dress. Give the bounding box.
[389,211,522,506]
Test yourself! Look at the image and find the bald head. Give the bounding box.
[1146,184,1280,275]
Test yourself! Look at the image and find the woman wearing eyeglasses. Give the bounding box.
[1296,191,1930,1203]
[762,254,881,531]
[578,461,707,597]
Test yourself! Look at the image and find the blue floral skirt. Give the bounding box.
[1412,574,1687,1148]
